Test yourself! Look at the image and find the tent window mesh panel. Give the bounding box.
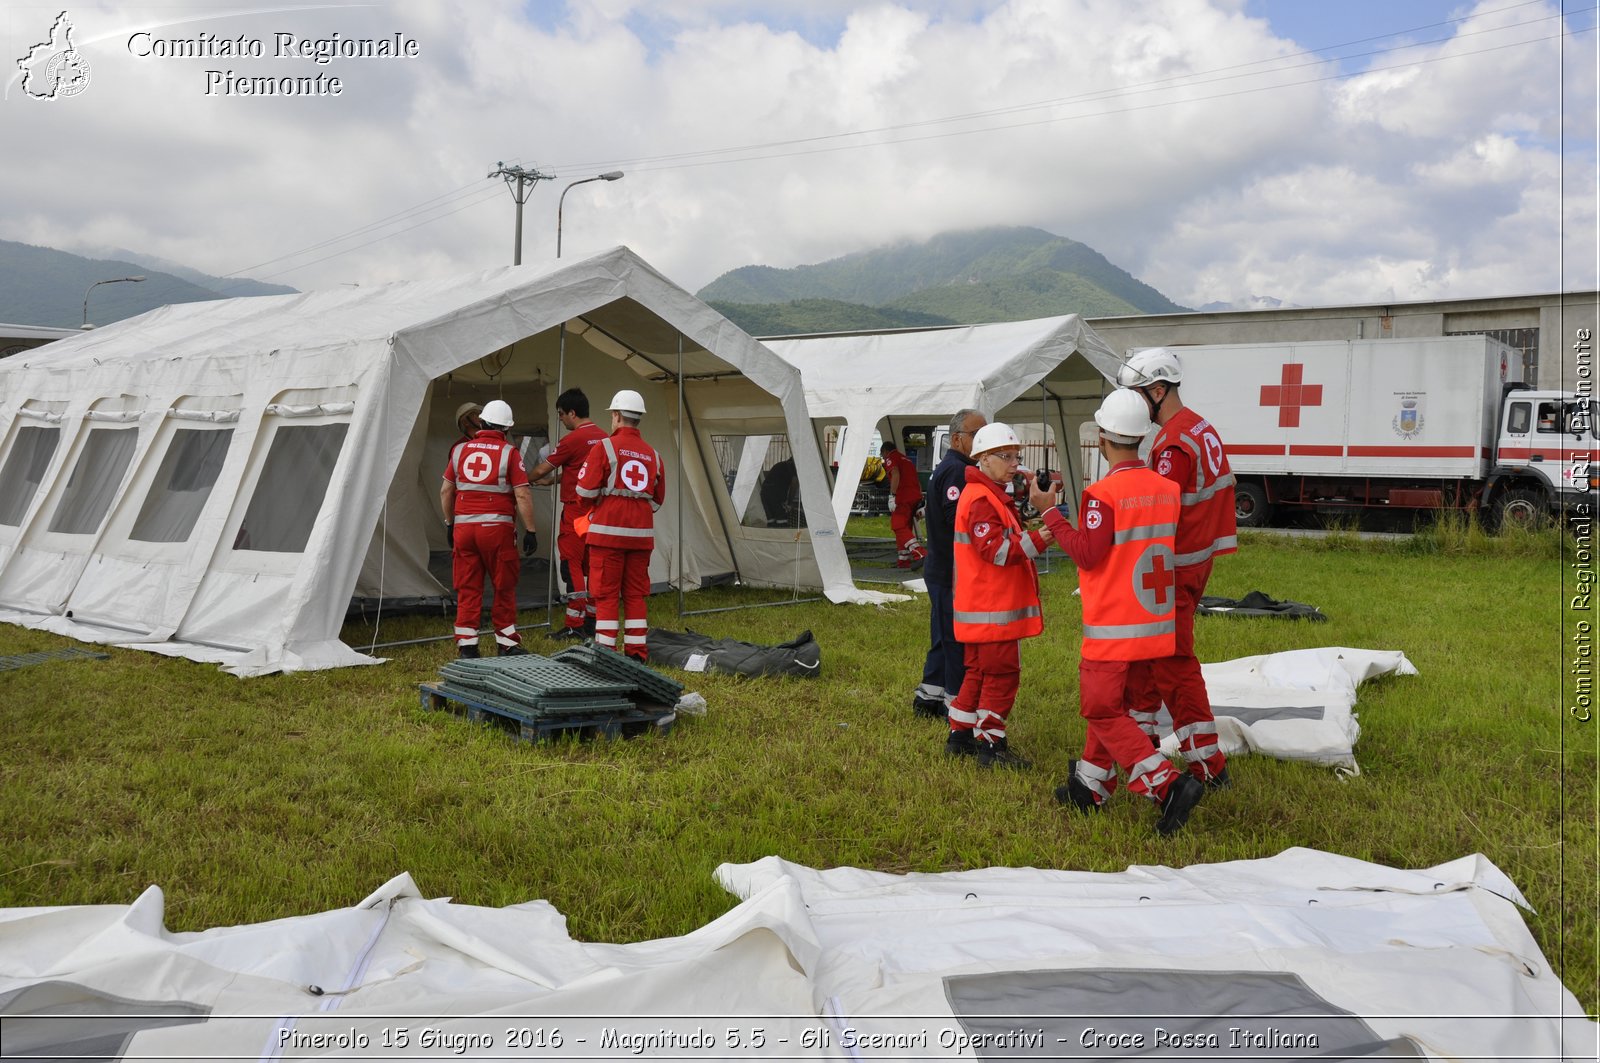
[130,428,235,543]
[0,425,61,526]
[235,423,348,553]
[46,427,138,536]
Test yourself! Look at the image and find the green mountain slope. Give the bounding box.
[708,299,956,337]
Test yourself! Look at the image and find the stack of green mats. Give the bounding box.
[552,644,685,706]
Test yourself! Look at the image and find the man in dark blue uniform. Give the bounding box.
[911,408,988,720]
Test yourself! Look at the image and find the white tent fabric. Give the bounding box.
[0,850,1589,1060]
[0,247,891,677]
[763,317,1125,527]
[1161,647,1418,774]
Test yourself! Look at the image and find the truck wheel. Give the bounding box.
[1493,488,1548,531]
[1234,481,1273,528]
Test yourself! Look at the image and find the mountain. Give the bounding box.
[86,246,297,299]
[1197,295,1297,312]
[707,299,957,337]
[697,226,1189,334]
[0,239,294,328]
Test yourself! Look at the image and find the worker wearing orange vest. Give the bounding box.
[1035,390,1205,837]
[440,399,539,658]
[1118,347,1237,788]
[882,440,927,568]
[573,389,665,662]
[529,387,608,639]
[947,423,1055,769]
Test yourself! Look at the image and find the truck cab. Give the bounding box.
[1489,389,1597,526]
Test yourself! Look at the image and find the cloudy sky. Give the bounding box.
[2,0,1595,310]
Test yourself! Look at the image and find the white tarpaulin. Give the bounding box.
[0,247,895,677]
[1162,646,1418,774]
[764,317,1125,527]
[0,849,1590,1060]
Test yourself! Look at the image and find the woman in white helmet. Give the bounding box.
[1030,388,1205,837]
[946,421,1054,769]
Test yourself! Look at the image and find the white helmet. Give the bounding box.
[608,389,646,415]
[1094,389,1154,442]
[1117,346,1184,388]
[480,399,514,428]
[970,422,1022,457]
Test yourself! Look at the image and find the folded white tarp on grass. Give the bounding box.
[1161,646,1417,774]
[1,848,1591,1061]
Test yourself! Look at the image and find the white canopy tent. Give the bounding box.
[0,247,881,677]
[762,316,1126,528]
[0,849,1589,1060]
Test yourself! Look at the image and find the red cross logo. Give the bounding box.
[1140,551,1171,606]
[462,451,493,482]
[620,458,650,492]
[1259,363,1323,428]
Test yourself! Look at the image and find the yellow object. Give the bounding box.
[860,456,887,484]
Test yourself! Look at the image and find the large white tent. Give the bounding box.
[0,248,879,677]
[762,316,1126,528]
[0,849,1589,1060]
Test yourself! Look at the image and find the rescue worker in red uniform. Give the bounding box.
[440,399,539,658]
[529,388,608,640]
[451,402,483,450]
[573,389,665,662]
[947,423,1054,769]
[882,439,927,568]
[1119,348,1237,788]
[1035,390,1205,836]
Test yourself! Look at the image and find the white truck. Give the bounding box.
[1133,336,1595,529]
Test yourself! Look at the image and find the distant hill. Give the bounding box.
[697,226,1188,334]
[0,239,294,328]
[708,298,956,337]
[87,246,297,299]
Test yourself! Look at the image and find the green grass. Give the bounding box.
[0,528,1593,1015]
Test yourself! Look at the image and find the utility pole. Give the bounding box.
[488,161,554,265]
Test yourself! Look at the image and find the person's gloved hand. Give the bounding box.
[445,523,454,547]
[913,500,926,521]
[888,495,897,513]
[522,530,538,556]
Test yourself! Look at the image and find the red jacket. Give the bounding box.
[952,468,1047,643]
[548,420,608,506]
[1150,406,1238,568]
[573,426,665,551]
[1073,464,1180,661]
[884,448,923,506]
[443,430,528,524]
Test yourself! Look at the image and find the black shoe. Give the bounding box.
[499,644,530,657]
[582,618,597,637]
[1054,762,1102,814]
[1155,775,1204,837]
[976,738,1032,771]
[944,730,978,758]
[912,695,947,719]
[456,644,480,659]
[1204,767,1232,791]
[550,627,587,642]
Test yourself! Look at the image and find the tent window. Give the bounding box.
[46,427,138,536]
[234,423,348,553]
[0,425,61,526]
[712,434,805,528]
[130,429,235,543]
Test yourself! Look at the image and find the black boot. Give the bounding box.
[976,736,1031,770]
[499,644,530,657]
[944,730,978,758]
[1155,775,1204,837]
[1054,761,1102,814]
[456,643,480,659]
[912,693,948,719]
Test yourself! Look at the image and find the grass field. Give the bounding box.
[1,520,1594,1014]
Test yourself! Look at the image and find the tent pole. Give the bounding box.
[676,333,685,619]
[547,322,567,634]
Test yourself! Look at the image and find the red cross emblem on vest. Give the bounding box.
[1259,363,1323,428]
[1141,550,1171,606]
[620,458,650,492]
[462,451,494,482]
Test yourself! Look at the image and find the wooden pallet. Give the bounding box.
[418,683,676,744]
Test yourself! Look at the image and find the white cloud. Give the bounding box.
[0,0,1591,310]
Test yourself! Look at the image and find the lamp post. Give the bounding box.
[556,171,624,258]
[82,276,146,327]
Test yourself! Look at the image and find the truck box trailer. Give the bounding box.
[1126,336,1595,528]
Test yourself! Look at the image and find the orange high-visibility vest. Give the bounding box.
[952,475,1044,643]
[1078,465,1181,661]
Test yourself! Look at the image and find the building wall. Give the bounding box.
[1088,291,1598,392]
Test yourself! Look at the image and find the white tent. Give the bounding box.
[0,247,880,677]
[762,316,1125,528]
[0,849,1589,1060]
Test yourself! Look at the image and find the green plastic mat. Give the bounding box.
[553,644,684,705]
[0,647,111,672]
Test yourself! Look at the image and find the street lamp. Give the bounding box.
[556,171,624,258]
[82,276,146,327]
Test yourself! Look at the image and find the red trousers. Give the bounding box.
[949,640,1020,743]
[1125,560,1227,781]
[891,505,925,563]
[589,545,651,660]
[557,518,592,631]
[1077,658,1180,804]
[452,522,521,649]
